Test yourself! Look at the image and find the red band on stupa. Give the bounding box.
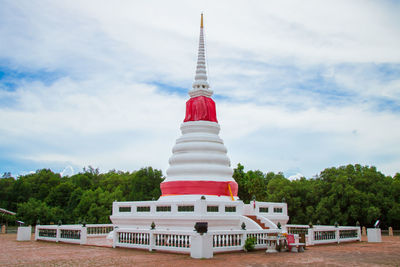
[160,180,238,196]
[184,96,218,122]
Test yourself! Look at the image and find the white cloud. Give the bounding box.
[288,173,304,181]
[0,0,399,178]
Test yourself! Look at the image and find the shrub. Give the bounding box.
[244,237,256,252]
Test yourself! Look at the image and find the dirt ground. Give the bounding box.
[1,234,399,267]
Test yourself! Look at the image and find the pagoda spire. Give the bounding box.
[190,13,213,98]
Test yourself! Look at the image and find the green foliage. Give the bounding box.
[1,163,399,229]
[244,237,256,252]
[232,164,400,229]
[17,198,62,225]
[1,166,164,225]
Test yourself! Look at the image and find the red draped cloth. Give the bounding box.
[161,180,238,197]
[184,96,218,122]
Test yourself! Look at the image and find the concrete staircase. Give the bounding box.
[245,215,270,229]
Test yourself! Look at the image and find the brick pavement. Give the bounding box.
[1,234,399,266]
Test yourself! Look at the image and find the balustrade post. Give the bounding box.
[56,226,60,242]
[190,233,213,258]
[336,229,340,243]
[149,233,155,251]
[240,233,245,248]
[307,228,314,246]
[80,226,87,245]
[34,225,38,241]
[112,228,118,248]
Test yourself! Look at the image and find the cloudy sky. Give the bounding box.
[1,0,399,179]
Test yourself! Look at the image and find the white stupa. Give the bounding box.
[159,14,238,202]
[110,14,288,231]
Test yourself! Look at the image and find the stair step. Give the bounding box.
[245,215,270,229]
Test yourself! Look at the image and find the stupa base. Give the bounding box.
[110,199,289,231]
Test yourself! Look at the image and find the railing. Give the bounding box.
[211,229,281,252]
[35,225,87,244]
[286,224,309,235]
[38,228,57,238]
[35,223,360,253]
[60,229,81,240]
[154,232,191,251]
[212,231,243,252]
[286,225,361,245]
[86,224,114,236]
[313,229,336,243]
[246,231,278,249]
[339,229,359,239]
[114,228,192,252]
[114,228,282,253]
[117,230,150,249]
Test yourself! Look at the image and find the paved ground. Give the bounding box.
[1,234,399,266]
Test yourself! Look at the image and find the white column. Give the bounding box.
[367,228,381,242]
[190,233,213,259]
[149,233,155,251]
[240,233,245,247]
[80,227,87,245]
[17,226,31,241]
[56,226,60,242]
[112,228,118,248]
[307,228,314,246]
[336,228,340,243]
[34,225,38,241]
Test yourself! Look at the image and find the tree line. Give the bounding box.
[0,167,163,225]
[0,164,399,228]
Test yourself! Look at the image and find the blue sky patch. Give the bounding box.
[151,81,188,96]
[0,64,64,91]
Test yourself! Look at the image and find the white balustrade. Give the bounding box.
[210,229,280,252]
[114,229,192,252]
[35,225,87,245]
[285,224,361,245]
[86,224,114,236]
[35,223,361,253]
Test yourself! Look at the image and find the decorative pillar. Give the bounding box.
[56,226,60,242]
[149,233,155,251]
[17,226,32,241]
[336,228,340,243]
[367,228,382,243]
[112,227,118,248]
[34,225,38,241]
[389,227,393,236]
[80,226,87,245]
[190,233,213,259]
[307,228,314,246]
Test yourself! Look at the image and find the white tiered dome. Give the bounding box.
[159,14,238,201]
[166,121,233,181]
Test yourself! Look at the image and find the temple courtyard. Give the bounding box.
[1,234,399,266]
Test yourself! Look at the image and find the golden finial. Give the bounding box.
[201,13,203,28]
